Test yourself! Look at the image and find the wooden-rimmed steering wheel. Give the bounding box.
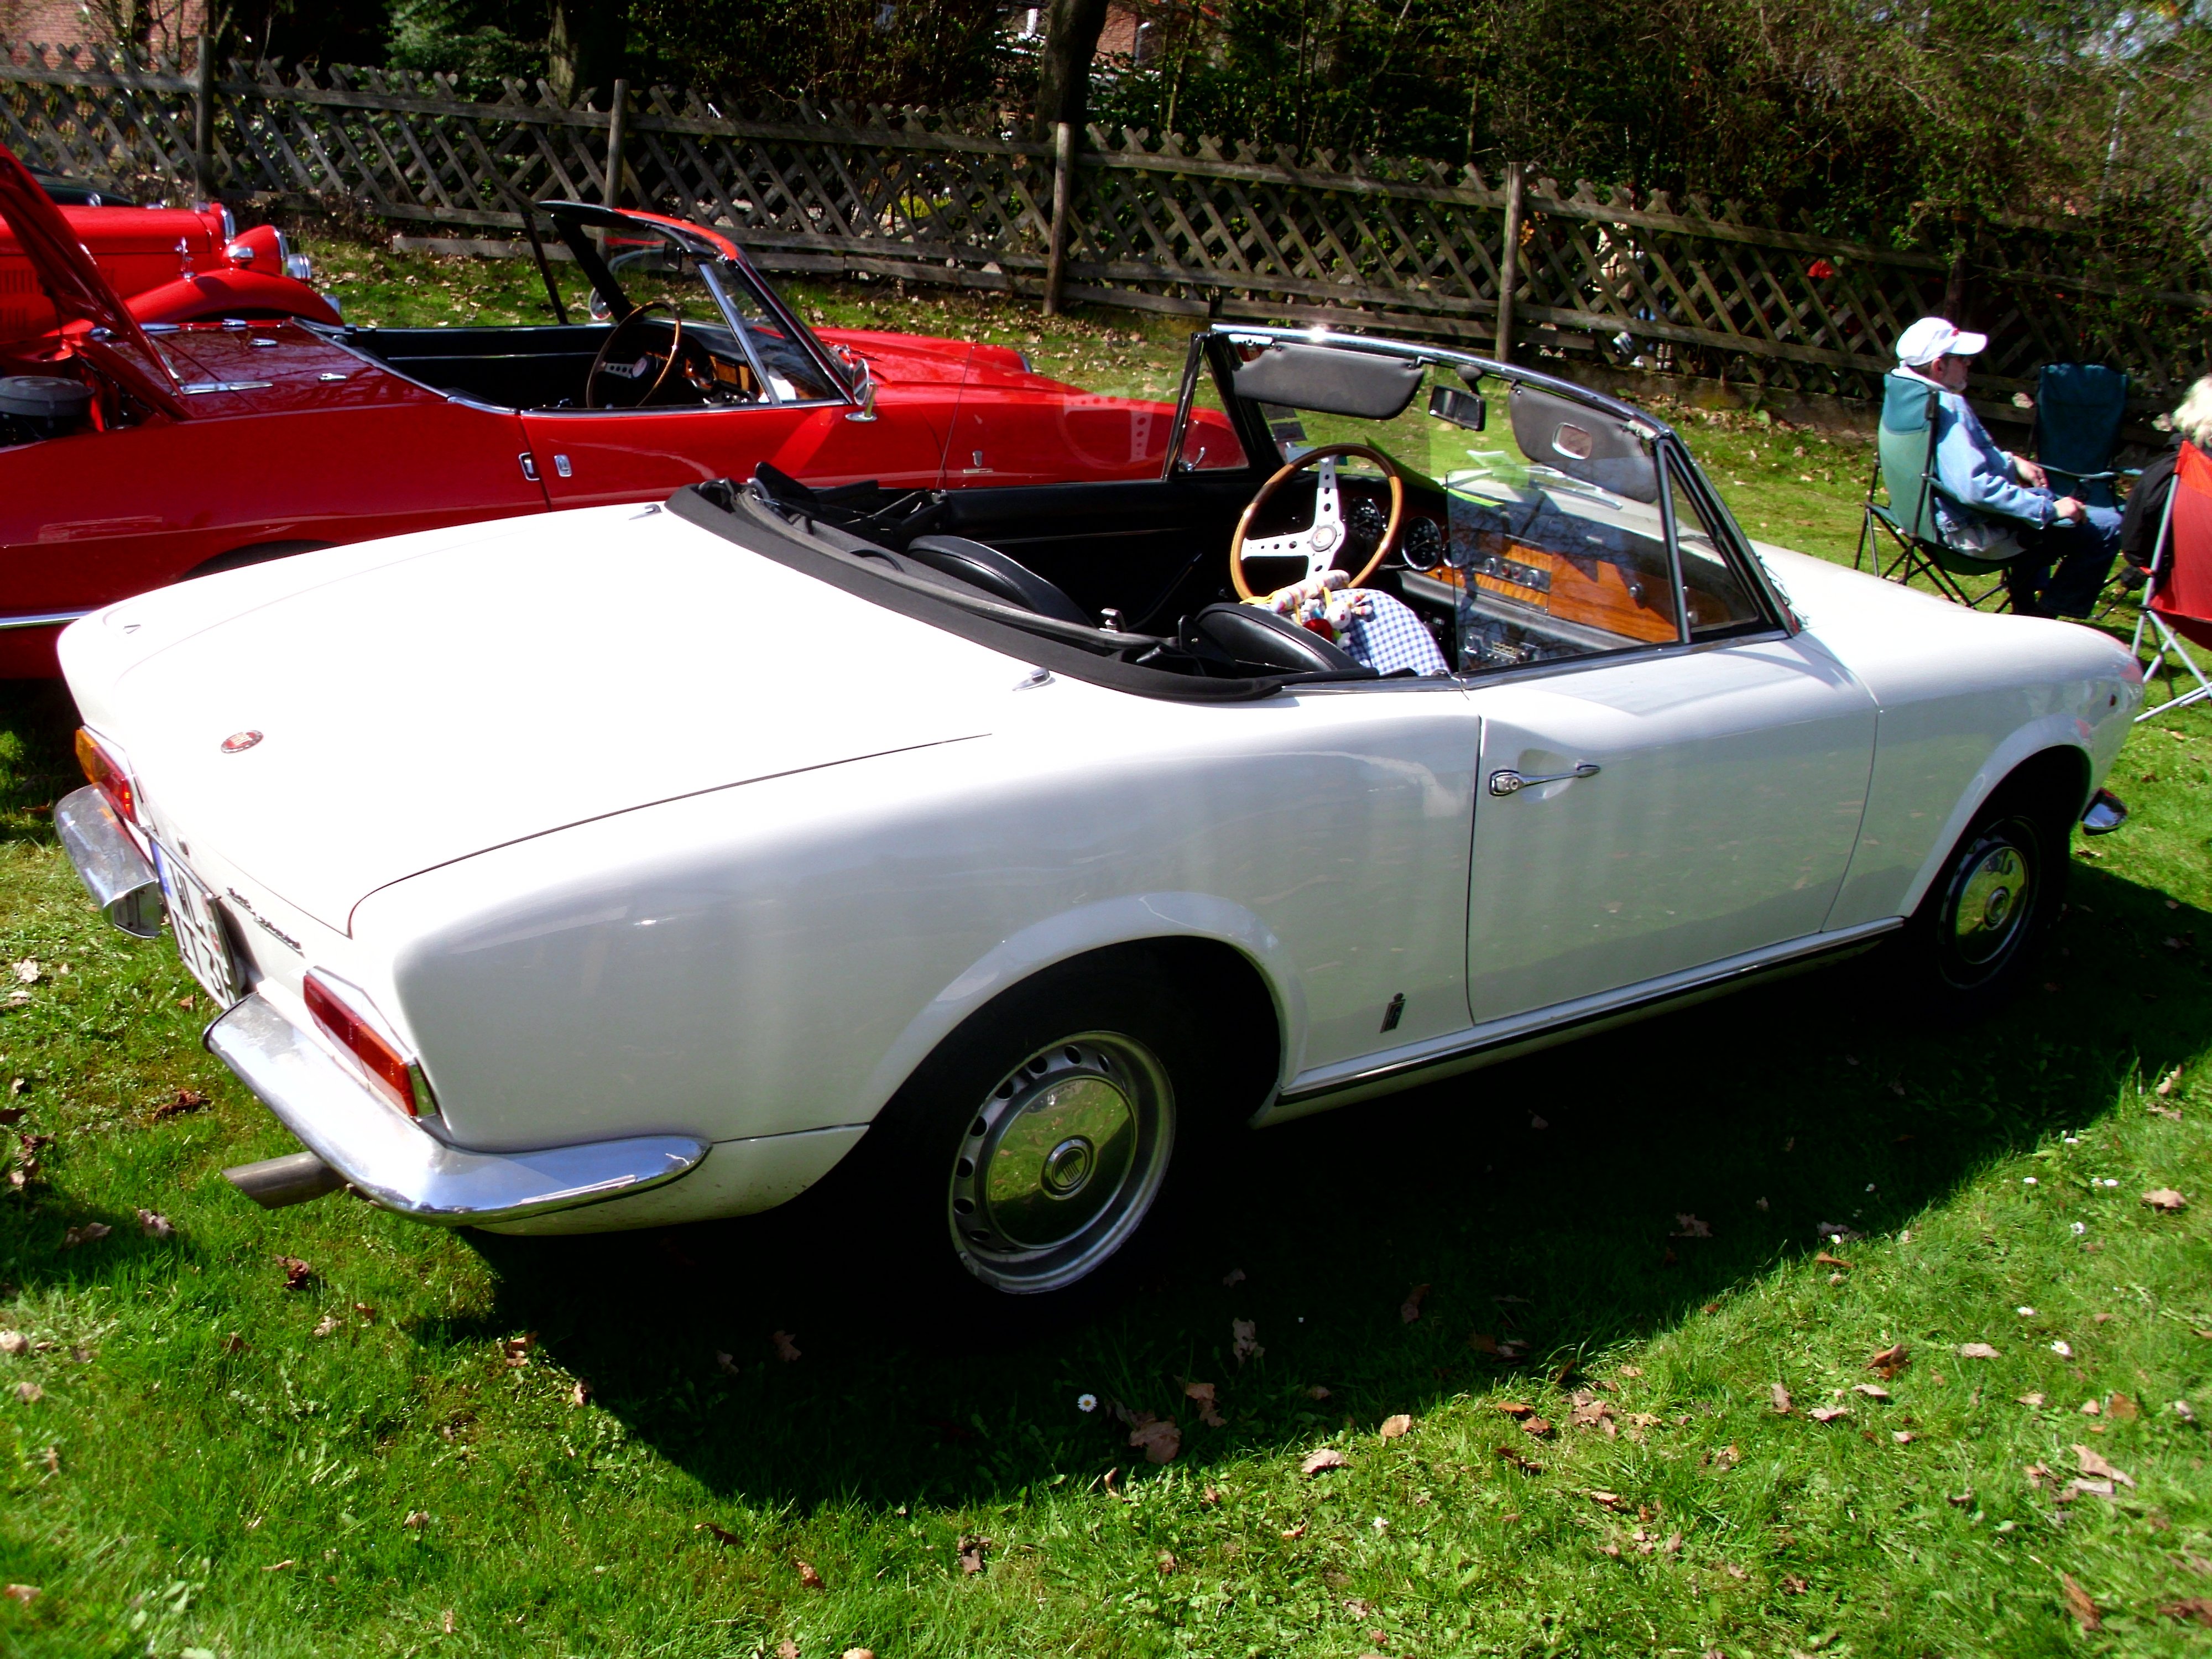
[585,301,685,409]
[1228,442,1405,600]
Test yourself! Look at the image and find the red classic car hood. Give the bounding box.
[0,144,152,351]
[814,327,1036,387]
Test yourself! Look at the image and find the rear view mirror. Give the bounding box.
[1428,385,1486,432]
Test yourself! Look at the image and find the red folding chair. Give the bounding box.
[2132,439,2212,723]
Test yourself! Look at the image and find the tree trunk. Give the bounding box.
[548,0,627,108]
[1032,0,1110,140]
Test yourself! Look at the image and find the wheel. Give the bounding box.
[854,949,1243,1316]
[1899,782,2069,1014]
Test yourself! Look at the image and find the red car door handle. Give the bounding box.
[519,452,539,482]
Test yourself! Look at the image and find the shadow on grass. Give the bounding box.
[433,862,2208,1514]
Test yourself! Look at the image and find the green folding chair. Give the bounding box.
[1855,372,2013,611]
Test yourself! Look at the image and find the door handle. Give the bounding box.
[1489,763,1599,796]
[518,451,539,482]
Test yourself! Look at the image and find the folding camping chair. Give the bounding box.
[2032,363,2130,509]
[1856,371,2012,611]
[2131,440,2212,723]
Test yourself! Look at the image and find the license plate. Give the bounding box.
[151,842,244,1007]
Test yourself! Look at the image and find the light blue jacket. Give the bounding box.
[1907,369,2059,535]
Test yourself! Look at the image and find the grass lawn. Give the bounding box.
[2,245,2209,1657]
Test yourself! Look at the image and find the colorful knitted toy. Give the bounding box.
[1246,568,1375,643]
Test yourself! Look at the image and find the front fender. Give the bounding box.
[128,269,341,327]
[1893,713,2093,919]
[857,892,1310,1123]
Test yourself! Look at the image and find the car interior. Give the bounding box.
[330,209,846,415]
[701,338,1781,690]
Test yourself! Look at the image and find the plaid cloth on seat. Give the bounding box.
[1341,591,1450,676]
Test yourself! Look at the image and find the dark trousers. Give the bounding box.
[2004,504,2124,618]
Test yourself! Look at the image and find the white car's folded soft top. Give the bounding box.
[60,504,1013,931]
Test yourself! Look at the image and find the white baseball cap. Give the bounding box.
[1896,316,1989,367]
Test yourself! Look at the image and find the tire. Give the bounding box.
[854,947,1248,1319]
[1898,779,2070,1016]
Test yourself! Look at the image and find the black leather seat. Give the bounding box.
[1184,602,1364,674]
[902,535,1094,628]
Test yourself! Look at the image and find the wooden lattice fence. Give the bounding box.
[2,39,2205,412]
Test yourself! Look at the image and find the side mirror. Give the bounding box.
[1428,384,1486,432]
[838,347,878,422]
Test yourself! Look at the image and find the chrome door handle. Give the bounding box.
[1489,763,1599,796]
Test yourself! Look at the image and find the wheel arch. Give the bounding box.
[856,894,1303,1130]
[1896,734,2090,918]
[182,539,335,580]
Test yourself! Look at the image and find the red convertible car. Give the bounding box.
[0,149,1233,674]
[0,159,338,346]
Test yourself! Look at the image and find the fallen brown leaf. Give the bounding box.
[0,1331,26,1356]
[775,1642,800,1659]
[842,1650,877,1659]
[12,959,38,984]
[61,1222,110,1249]
[1892,1431,1916,1443]
[1771,1383,1793,1415]
[570,1379,591,1407]
[1400,1283,1431,1323]
[0,1106,21,1126]
[796,1558,825,1589]
[1782,1574,1809,1594]
[1306,1384,1332,1400]
[2074,1444,2136,1488]
[1520,1414,1553,1438]
[1586,1489,1624,1509]
[2108,1392,2140,1422]
[2143,1188,2188,1212]
[277,1256,312,1291]
[2156,1065,2184,1097]
[1232,1319,1263,1364]
[771,1330,801,1363]
[152,1089,209,1120]
[1809,1405,1851,1423]
[136,1208,174,1239]
[957,1532,989,1575]
[1301,1447,1348,1476]
[1156,1549,1175,1574]
[1672,1213,1713,1238]
[714,1350,740,1377]
[1495,1444,1545,1474]
[1956,1343,2001,1359]
[403,1510,429,1529]
[3,1584,36,1604]
[2062,1573,2102,1632]
[1129,1417,1181,1464]
[1221,1267,1246,1287]
[1379,1412,1412,1441]
[499,1332,536,1368]
[1183,1380,1225,1428]
[2161,1598,2212,1627]
[1278,1522,1306,1540]
[2018,1392,2046,1407]
[310,1313,342,1339]
[14,1381,40,1402]
[1815,1251,1852,1269]
[1851,1383,1891,1401]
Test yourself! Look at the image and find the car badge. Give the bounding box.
[220,730,263,754]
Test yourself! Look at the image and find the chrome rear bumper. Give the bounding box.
[205,993,707,1225]
[55,785,163,937]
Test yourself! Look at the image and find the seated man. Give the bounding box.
[1893,316,2121,617]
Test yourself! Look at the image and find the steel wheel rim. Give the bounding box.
[947,1031,1175,1294]
[1943,821,2036,978]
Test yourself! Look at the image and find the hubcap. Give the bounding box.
[947,1032,1175,1294]
[1947,829,2034,974]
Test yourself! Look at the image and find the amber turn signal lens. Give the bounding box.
[74,727,137,824]
[304,970,427,1118]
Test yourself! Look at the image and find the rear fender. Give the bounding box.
[858,892,1307,1122]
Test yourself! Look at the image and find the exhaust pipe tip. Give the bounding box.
[223,1150,348,1209]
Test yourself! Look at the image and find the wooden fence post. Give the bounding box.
[191,33,214,197]
[1043,119,1073,316]
[1493,160,1523,364]
[604,78,628,210]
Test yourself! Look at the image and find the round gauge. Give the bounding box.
[1402,517,1446,570]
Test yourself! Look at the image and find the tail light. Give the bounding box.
[74,727,138,825]
[304,970,440,1120]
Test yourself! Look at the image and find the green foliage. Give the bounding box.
[385,0,545,85]
[622,0,1014,112]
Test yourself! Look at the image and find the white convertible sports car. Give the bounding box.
[55,326,2140,1307]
